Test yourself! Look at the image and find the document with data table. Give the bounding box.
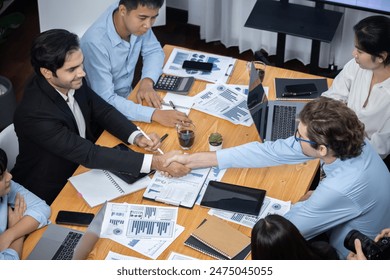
[100,202,178,240]
[143,167,211,208]
[193,83,252,126]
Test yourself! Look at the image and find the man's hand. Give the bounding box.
[151,150,190,177]
[374,228,390,242]
[137,78,162,108]
[347,239,367,260]
[135,132,162,153]
[163,152,191,167]
[152,109,192,128]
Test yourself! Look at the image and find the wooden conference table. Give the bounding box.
[22,45,332,260]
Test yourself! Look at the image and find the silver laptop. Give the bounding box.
[27,202,107,260]
[247,62,305,141]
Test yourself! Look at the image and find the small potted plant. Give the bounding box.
[208,132,223,151]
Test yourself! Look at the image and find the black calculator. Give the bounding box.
[154,74,194,95]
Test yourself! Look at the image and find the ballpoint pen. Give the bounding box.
[162,102,192,110]
[160,133,169,143]
[169,100,177,110]
[136,126,164,154]
[281,91,312,97]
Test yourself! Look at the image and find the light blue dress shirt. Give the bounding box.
[81,2,165,122]
[0,180,51,260]
[217,137,390,259]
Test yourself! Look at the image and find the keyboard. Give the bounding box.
[52,231,83,260]
[271,105,296,141]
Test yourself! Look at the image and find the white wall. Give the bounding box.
[37,0,166,38]
[167,0,188,10]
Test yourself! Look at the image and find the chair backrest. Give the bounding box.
[0,123,19,171]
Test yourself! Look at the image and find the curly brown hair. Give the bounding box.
[299,97,365,160]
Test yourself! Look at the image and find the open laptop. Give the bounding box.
[247,62,305,141]
[27,202,107,260]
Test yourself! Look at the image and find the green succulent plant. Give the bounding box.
[208,132,223,145]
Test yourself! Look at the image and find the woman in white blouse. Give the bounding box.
[322,15,390,166]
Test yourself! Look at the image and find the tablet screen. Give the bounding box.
[200,180,266,216]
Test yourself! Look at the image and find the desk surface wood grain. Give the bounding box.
[22,45,332,260]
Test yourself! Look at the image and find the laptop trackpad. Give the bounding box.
[27,238,61,260]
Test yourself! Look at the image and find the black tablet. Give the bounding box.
[110,143,154,184]
[200,180,266,216]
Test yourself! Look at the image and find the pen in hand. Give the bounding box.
[136,126,164,154]
[160,133,169,143]
[169,101,177,111]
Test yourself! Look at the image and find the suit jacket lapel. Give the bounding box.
[36,76,80,134]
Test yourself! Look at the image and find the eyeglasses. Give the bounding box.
[294,129,319,146]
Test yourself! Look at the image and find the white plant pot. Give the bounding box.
[209,142,222,151]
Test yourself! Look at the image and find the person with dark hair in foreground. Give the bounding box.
[0,148,50,260]
[12,29,189,205]
[165,97,390,259]
[251,215,338,260]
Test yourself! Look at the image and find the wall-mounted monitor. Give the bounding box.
[308,0,390,15]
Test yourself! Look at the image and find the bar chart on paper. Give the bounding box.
[127,220,175,239]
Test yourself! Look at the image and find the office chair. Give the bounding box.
[0,123,19,170]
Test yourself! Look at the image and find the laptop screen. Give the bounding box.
[72,202,107,260]
[247,62,268,140]
[247,62,266,109]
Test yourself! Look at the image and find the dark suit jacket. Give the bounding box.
[12,75,144,204]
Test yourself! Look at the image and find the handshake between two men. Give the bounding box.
[137,131,215,178]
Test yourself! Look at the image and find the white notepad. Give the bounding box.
[69,169,151,207]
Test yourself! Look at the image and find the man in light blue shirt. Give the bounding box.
[81,0,190,127]
[165,97,390,259]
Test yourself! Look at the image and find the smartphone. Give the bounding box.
[182,60,213,72]
[283,83,317,97]
[55,210,95,226]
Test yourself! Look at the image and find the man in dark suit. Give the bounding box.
[11,29,189,205]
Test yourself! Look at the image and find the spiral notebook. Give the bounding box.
[69,169,151,207]
[184,215,251,260]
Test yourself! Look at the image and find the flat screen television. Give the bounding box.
[308,0,390,15]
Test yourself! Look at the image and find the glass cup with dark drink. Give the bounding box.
[253,61,266,83]
[177,123,196,150]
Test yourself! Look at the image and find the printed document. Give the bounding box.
[101,202,178,240]
[143,167,211,208]
[163,47,236,83]
[208,196,291,228]
[193,83,252,126]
